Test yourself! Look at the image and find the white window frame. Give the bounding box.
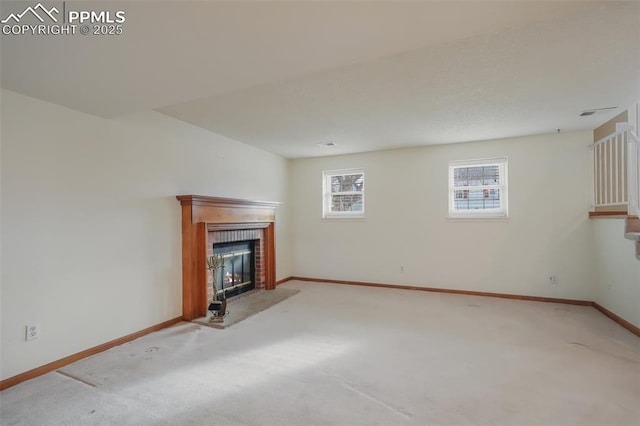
[322,168,365,219]
[448,157,508,219]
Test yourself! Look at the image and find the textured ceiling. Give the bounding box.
[2,1,639,158]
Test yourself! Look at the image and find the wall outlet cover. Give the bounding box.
[26,324,40,341]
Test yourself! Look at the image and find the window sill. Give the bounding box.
[447,216,510,222]
[322,216,366,221]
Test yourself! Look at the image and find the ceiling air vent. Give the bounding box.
[317,141,337,148]
[580,106,617,117]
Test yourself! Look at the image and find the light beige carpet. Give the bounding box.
[1,281,639,425]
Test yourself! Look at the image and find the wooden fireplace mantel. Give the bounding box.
[176,195,281,320]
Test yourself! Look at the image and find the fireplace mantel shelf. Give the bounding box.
[177,195,281,210]
[176,195,280,320]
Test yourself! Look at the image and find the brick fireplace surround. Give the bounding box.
[176,195,280,321]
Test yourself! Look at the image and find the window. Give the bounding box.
[322,169,365,218]
[448,158,508,218]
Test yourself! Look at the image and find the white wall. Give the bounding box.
[0,90,292,380]
[291,131,595,300]
[592,219,640,328]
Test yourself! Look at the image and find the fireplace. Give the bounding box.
[176,195,280,320]
[211,240,256,299]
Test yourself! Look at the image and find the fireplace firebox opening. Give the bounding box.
[210,241,256,300]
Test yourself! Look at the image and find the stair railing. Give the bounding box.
[616,122,640,217]
[592,127,627,209]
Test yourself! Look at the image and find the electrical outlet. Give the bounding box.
[25,324,40,341]
[549,275,559,285]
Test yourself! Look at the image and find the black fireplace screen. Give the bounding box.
[212,241,255,299]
